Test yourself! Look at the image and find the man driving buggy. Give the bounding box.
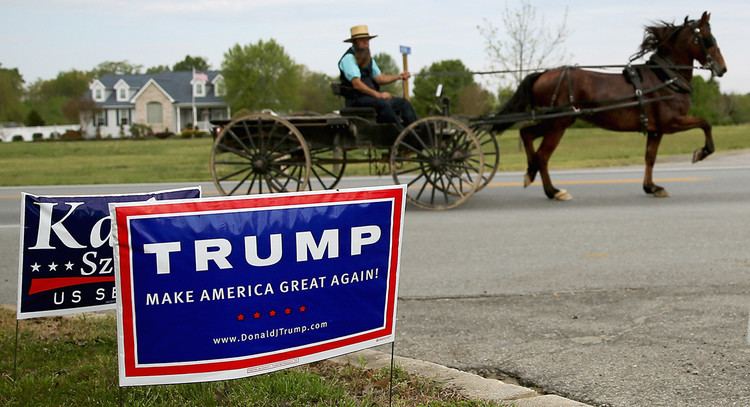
[338,25,418,128]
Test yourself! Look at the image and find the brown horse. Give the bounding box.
[491,11,727,200]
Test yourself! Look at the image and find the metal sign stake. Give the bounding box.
[13,319,19,380]
[389,341,396,406]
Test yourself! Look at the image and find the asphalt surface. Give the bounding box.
[1,151,749,406]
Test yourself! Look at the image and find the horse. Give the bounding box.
[490,11,727,201]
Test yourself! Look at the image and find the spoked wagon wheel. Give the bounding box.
[390,117,485,210]
[306,145,347,190]
[472,128,500,191]
[210,113,311,196]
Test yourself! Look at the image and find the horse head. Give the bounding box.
[642,12,727,77]
[684,12,727,77]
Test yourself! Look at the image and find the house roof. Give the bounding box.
[93,71,225,106]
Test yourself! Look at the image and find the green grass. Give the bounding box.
[0,125,747,186]
[494,123,750,171]
[0,309,501,406]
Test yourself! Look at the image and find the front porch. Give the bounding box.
[176,106,231,132]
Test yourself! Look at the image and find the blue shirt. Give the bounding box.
[338,51,381,82]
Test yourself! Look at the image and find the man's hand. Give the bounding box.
[378,91,393,100]
[399,72,411,81]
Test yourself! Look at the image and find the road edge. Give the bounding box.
[330,348,591,406]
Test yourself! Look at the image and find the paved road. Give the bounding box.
[1,152,749,406]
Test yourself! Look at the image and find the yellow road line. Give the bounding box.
[0,177,709,200]
[487,177,707,188]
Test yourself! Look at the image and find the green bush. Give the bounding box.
[60,130,83,141]
[179,129,209,139]
[130,123,153,138]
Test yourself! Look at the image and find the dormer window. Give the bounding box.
[114,79,130,102]
[90,80,106,102]
[193,82,206,97]
[213,75,225,97]
[192,71,208,98]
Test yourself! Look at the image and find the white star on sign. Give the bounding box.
[65,261,74,271]
[31,263,41,272]
[48,262,58,272]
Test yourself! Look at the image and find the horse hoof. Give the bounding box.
[692,149,703,163]
[653,189,670,198]
[554,189,573,201]
[523,174,532,188]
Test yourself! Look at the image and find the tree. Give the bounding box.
[25,70,91,125]
[690,76,725,124]
[296,68,341,114]
[456,83,495,116]
[412,59,474,116]
[25,109,45,126]
[723,93,750,124]
[173,55,210,72]
[0,64,25,123]
[221,39,302,113]
[146,65,172,74]
[91,60,143,76]
[478,0,570,87]
[373,52,402,96]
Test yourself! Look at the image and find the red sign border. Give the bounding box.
[114,187,404,378]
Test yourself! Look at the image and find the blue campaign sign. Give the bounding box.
[16,187,201,319]
[399,45,411,55]
[111,186,405,386]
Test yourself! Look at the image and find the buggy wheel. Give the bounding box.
[210,113,311,196]
[472,129,500,191]
[390,117,484,210]
[306,145,347,190]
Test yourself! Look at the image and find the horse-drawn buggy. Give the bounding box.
[209,105,496,210]
[210,12,726,209]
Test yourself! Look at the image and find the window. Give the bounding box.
[147,102,163,124]
[119,109,130,125]
[95,111,106,126]
[214,80,225,97]
[94,88,104,101]
[194,82,206,97]
[117,87,128,101]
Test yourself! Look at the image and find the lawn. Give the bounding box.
[0,308,500,406]
[0,125,747,186]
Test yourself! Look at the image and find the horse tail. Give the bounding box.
[490,72,543,133]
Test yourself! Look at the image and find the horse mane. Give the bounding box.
[640,18,689,53]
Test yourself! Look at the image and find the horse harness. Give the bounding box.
[622,20,716,135]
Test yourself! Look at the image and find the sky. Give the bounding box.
[1,0,747,93]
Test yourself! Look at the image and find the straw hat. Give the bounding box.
[344,25,378,43]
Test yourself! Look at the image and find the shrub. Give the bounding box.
[61,130,83,141]
[154,131,174,139]
[130,123,153,138]
[179,130,209,139]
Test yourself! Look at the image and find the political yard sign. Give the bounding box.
[110,186,405,386]
[17,187,202,319]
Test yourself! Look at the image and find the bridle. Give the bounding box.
[689,21,719,76]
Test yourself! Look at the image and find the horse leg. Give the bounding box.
[643,132,669,197]
[520,126,543,187]
[535,123,572,201]
[666,116,714,163]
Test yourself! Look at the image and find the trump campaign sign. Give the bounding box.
[110,186,405,386]
[17,187,202,319]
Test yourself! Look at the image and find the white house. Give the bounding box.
[83,71,230,138]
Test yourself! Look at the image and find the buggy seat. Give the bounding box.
[330,82,378,120]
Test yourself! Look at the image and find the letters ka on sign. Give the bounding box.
[111,186,405,386]
[16,187,202,319]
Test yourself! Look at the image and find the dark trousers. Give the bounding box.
[347,96,418,128]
